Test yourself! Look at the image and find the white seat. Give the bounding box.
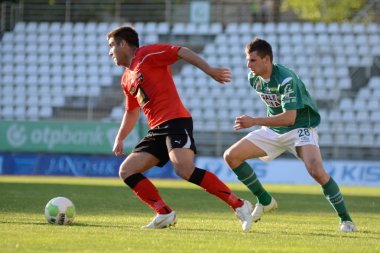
[210,23,222,34]
[367,23,379,33]
[111,106,124,120]
[49,22,61,33]
[327,23,340,34]
[303,34,316,45]
[14,106,27,119]
[1,53,13,64]
[288,23,301,34]
[370,111,380,122]
[157,22,170,34]
[290,34,303,47]
[51,96,65,107]
[358,122,372,135]
[301,22,314,34]
[319,133,333,146]
[73,22,86,34]
[37,22,49,33]
[276,22,288,33]
[368,34,380,46]
[172,23,186,35]
[225,23,239,34]
[26,106,39,119]
[369,77,380,89]
[356,111,369,121]
[358,88,370,99]
[1,41,13,53]
[338,78,351,89]
[25,22,38,33]
[340,23,352,34]
[342,34,356,46]
[336,67,349,78]
[320,55,334,66]
[353,99,366,110]
[352,23,365,34]
[14,22,26,32]
[196,23,210,35]
[338,98,352,109]
[39,107,52,118]
[328,110,342,122]
[314,22,327,33]
[368,100,379,111]
[238,23,251,34]
[263,23,276,34]
[250,22,262,34]
[361,134,375,147]
[341,111,355,122]
[97,23,109,35]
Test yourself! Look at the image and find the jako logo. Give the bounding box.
[7,124,27,147]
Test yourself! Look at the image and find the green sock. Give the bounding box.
[233,162,272,205]
[322,177,352,222]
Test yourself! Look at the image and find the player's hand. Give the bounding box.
[210,67,232,84]
[234,115,255,130]
[112,140,125,156]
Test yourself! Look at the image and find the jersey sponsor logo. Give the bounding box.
[255,80,262,90]
[137,72,144,83]
[258,92,281,107]
[136,86,149,106]
[130,72,149,107]
[282,83,297,104]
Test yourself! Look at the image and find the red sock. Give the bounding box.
[128,177,172,214]
[199,170,243,210]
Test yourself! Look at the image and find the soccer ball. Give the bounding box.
[44,197,76,225]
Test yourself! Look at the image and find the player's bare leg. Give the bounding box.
[120,152,176,228]
[169,148,253,231]
[224,139,277,222]
[298,145,356,232]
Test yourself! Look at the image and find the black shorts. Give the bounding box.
[133,117,197,167]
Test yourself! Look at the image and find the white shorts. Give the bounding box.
[243,126,319,162]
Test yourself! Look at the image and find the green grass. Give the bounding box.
[0,176,379,253]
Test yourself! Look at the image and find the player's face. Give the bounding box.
[108,37,129,66]
[246,51,269,76]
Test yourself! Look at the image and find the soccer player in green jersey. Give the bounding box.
[223,38,356,232]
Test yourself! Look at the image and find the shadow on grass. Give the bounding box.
[0,182,379,216]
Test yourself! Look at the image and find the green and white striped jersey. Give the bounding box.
[248,63,320,134]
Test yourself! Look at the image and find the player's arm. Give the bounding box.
[113,107,140,156]
[234,110,296,130]
[177,47,231,84]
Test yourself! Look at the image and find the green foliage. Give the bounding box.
[281,0,368,22]
[0,176,379,253]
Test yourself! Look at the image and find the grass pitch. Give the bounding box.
[0,176,379,253]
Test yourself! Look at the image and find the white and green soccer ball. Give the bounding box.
[44,197,76,225]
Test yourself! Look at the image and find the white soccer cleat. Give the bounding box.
[143,211,177,229]
[340,221,357,232]
[235,200,253,232]
[251,197,278,222]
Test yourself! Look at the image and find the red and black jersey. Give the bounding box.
[121,44,191,128]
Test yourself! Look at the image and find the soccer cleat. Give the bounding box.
[235,200,253,232]
[251,197,278,222]
[143,211,177,229]
[340,221,357,232]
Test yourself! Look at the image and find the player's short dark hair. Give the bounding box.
[245,38,273,62]
[107,26,139,47]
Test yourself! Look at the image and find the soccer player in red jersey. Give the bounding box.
[107,26,253,231]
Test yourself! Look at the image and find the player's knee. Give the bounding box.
[118,165,129,180]
[173,165,193,180]
[305,158,324,180]
[223,149,237,168]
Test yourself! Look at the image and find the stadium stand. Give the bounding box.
[1,21,380,158]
